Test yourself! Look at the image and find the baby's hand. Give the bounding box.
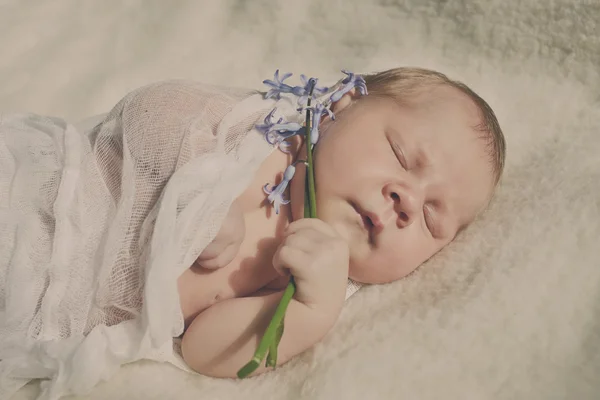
[196,200,245,269]
[272,219,349,315]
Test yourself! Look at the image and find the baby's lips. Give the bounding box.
[364,211,384,233]
[353,201,384,235]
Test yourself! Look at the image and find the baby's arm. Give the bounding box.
[182,218,349,378]
[181,290,337,378]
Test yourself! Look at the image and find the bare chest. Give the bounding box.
[177,213,288,325]
[177,146,293,326]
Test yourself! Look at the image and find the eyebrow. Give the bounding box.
[431,198,465,241]
[455,220,469,237]
[432,208,451,240]
[415,146,432,169]
[449,206,476,240]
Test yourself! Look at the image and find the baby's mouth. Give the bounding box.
[361,213,375,231]
[351,202,383,236]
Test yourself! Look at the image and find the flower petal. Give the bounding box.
[263,183,275,195]
[279,72,293,83]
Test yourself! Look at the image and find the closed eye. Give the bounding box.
[390,140,408,170]
[423,205,436,236]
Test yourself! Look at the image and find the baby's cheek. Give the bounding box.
[375,240,427,282]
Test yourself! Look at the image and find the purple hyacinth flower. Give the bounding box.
[296,75,329,106]
[265,128,306,153]
[263,164,296,214]
[255,108,281,132]
[329,69,368,103]
[256,108,306,152]
[263,70,328,105]
[306,102,335,145]
[263,70,295,100]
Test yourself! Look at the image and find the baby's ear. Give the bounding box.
[330,88,361,114]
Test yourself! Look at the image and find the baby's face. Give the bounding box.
[297,88,495,284]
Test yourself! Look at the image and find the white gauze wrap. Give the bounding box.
[0,80,361,399]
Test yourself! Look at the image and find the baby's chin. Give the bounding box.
[348,260,412,285]
[348,269,377,285]
[348,260,377,284]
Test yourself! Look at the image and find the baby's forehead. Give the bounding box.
[412,85,482,124]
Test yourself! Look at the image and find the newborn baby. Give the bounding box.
[178,68,506,377]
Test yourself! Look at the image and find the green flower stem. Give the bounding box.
[236,280,296,377]
[237,81,317,379]
[305,128,317,219]
[265,313,285,368]
[304,182,311,219]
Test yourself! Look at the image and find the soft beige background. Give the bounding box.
[2,0,599,399]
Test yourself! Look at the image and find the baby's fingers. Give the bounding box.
[284,218,338,238]
[272,245,306,277]
[283,231,316,253]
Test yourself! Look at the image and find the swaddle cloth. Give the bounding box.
[0,80,361,399]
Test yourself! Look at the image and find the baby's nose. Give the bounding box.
[382,183,421,229]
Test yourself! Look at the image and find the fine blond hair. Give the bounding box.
[362,67,506,185]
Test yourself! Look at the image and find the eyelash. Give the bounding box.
[423,205,435,236]
[391,141,408,170]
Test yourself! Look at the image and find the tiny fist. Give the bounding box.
[272,217,349,311]
[284,217,340,239]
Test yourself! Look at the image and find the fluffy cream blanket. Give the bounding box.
[3,0,599,399]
